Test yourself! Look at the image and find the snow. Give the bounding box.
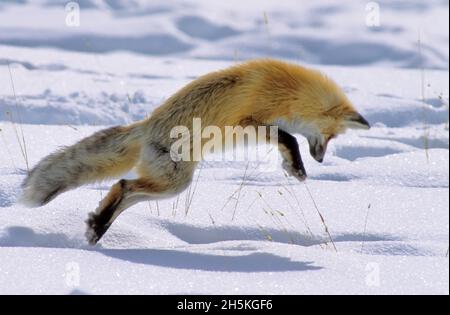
[0,0,448,294]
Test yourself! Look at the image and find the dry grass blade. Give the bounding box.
[257,191,296,244]
[185,164,202,216]
[219,146,276,215]
[278,182,325,249]
[361,204,371,252]
[148,201,152,215]
[231,162,250,221]
[281,178,318,241]
[7,63,30,173]
[172,195,180,217]
[304,183,337,252]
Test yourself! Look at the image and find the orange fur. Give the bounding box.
[147,59,363,144]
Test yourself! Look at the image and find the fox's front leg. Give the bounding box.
[241,118,307,181]
[276,129,307,181]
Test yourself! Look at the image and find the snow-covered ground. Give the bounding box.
[0,0,448,294]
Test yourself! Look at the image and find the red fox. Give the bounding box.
[20,59,370,245]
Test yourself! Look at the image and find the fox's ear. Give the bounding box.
[344,112,371,130]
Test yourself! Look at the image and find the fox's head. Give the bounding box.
[301,106,370,163]
[271,65,370,163]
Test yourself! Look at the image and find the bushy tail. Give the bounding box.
[20,122,146,207]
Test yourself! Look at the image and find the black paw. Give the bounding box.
[85,212,110,246]
[282,161,307,181]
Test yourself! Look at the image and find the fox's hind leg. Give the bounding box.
[85,177,170,245]
[85,143,196,245]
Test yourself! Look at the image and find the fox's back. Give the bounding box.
[145,59,348,142]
